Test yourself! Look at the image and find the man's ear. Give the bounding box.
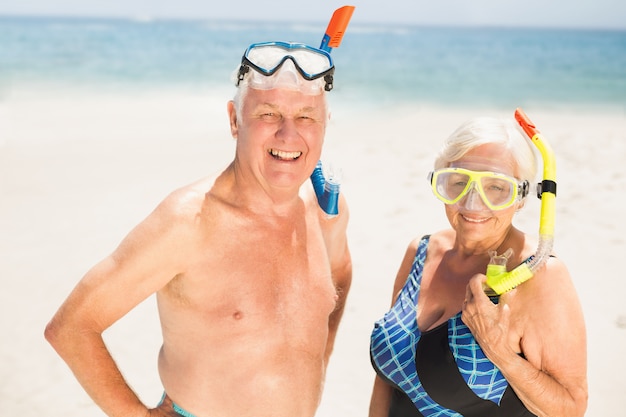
[227,101,238,138]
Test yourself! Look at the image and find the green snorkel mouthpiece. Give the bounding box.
[484,108,557,296]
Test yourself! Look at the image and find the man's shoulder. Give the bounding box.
[156,176,219,221]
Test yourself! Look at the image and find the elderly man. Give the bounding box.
[45,40,352,417]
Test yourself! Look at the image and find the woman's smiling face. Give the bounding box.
[444,144,520,240]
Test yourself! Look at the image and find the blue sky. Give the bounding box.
[1,0,625,30]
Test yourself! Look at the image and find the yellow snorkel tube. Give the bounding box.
[484,108,557,296]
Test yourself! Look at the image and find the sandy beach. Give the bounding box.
[1,87,625,416]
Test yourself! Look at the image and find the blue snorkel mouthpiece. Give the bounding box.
[311,161,341,217]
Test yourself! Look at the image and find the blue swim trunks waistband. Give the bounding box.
[159,392,198,417]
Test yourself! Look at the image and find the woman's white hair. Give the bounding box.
[434,117,538,184]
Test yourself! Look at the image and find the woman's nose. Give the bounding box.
[460,184,489,211]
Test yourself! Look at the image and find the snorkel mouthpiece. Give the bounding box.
[484,250,533,297]
[484,108,557,296]
[311,161,341,217]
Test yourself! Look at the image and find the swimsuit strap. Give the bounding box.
[172,402,198,417]
[159,393,199,417]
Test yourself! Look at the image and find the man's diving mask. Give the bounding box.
[236,41,335,94]
[429,167,530,211]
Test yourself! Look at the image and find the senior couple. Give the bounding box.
[45,36,587,417]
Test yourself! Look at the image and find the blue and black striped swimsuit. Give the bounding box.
[370,235,536,417]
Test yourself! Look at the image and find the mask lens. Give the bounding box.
[284,48,333,77]
[244,42,333,79]
[479,176,515,207]
[435,171,471,203]
[246,45,290,74]
[431,168,520,210]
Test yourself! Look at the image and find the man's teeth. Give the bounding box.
[270,149,302,160]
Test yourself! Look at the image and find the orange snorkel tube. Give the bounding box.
[484,108,557,296]
[320,6,355,52]
[310,5,355,216]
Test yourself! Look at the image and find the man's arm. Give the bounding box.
[45,257,151,417]
[320,194,352,364]
[45,190,197,417]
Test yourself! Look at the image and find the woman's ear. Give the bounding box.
[227,100,238,138]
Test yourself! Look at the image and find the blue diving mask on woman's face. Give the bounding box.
[429,167,530,211]
[236,41,335,93]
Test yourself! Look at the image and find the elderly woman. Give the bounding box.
[369,117,587,417]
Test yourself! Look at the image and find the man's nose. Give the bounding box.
[276,117,299,139]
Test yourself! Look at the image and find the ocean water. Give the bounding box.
[1,15,625,110]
